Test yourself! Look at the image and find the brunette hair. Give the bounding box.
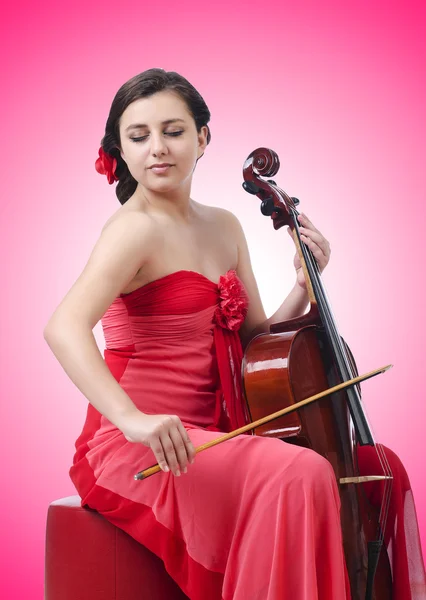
[99,68,212,205]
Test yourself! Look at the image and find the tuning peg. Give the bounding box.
[260,197,275,216]
[291,197,300,206]
[242,181,261,195]
[267,179,277,185]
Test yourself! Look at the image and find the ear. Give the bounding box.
[197,126,208,159]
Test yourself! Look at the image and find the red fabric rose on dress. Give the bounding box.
[95,147,119,184]
[214,270,249,331]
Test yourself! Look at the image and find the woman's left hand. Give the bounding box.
[287,213,331,290]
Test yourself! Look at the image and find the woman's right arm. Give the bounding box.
[43,213,195,475]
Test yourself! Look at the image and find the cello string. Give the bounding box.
[267,182,394,583]
[291,207,362,388]
[292,207,381,423]
[295,211,391,477]
[288,201,393,540]
[300,215,394,549]
[376,442,393,543]
[272,186,393,550]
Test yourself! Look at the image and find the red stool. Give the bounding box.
[45,495,189,600]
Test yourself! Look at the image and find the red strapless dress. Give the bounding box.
[69,269,425,599]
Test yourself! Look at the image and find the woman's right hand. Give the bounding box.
[119,410,196,476]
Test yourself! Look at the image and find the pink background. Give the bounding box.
[2,0,425,597]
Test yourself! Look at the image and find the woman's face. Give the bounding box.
[118,90,208,193]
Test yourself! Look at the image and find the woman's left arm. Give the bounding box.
[227,211,331,349]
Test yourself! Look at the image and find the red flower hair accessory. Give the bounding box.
[95,147,119,184]
[214,270,249,331]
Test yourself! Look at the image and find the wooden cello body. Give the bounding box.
[240,148,393,600]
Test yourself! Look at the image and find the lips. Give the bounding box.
[150,163,173,168]
[150,164,174,175]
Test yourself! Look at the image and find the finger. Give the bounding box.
[176,421,196,464]
[299,227,330,258]
[298,213,320,233]
[160,433,181,476]
[168,426,190,473]
[150,439,169,473]
[300,234,328,268]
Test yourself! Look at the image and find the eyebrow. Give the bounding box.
[125,118,186,132]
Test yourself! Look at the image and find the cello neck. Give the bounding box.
[290,208,375,446]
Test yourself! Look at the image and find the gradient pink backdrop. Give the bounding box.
[2,0,425,597]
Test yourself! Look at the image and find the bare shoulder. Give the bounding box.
[205,204,237,222]
[194,203,249,264]
[101,204,152,233]
[207,205,247,248]
[206,206,250,274]
[207,205,268,348]
[45,209,159,332]
[201,204,243,235]
[99,209,160,259]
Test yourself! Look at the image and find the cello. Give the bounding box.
[241,147,393,600]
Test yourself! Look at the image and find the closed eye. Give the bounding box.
[130,131,184,142]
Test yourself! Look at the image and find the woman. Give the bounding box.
[44,68,425,599]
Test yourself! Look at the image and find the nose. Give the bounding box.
[150,132,168,157]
